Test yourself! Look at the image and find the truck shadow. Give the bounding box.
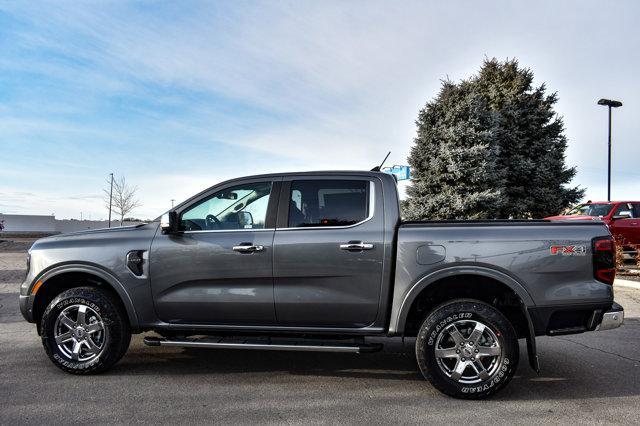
[119,337,424,382]
[114,324,640,401]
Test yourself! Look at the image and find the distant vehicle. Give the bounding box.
[546,201,640,252]
[20,171,623,399]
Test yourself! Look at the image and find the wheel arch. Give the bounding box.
[394,266,539,372]
[31,264,139,333]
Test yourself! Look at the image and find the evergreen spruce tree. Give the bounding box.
[404,58,583,220]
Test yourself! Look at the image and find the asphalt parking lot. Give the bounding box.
[1,239,639,424]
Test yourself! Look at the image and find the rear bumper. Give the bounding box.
[596,302,624,331]
[529,302,624,336]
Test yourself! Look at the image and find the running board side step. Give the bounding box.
[143,336,382,353]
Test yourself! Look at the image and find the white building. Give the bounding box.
[0,214,144,235]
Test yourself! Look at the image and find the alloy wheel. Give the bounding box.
[434,319,502,384]
[54,304,108,362]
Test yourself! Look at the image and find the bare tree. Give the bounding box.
[103,175,141,226]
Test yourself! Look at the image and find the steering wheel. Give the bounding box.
[205,214,222,230]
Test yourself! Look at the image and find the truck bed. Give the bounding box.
[401,219,605,226]
[389,219,614,336]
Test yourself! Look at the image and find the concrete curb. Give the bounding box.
[615,278,640,290]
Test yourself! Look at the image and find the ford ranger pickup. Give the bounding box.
[19,171,624,399]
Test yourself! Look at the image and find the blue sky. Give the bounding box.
[1,1,638,219]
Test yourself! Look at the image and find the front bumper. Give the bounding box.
[596,302,624,331]
[19,294,34,322]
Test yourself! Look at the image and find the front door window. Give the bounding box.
[181,182,272,231]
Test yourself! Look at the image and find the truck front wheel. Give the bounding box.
[40,286,131,374]
[415,299,519,399]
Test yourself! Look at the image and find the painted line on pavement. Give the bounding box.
[615,278,640,290]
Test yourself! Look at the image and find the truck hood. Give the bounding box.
[55,223,150,237]
[30,222,159,251]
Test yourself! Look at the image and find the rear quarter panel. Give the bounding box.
[389,222,614,334]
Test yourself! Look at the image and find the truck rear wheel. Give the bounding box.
[40,286,131,374]
[415,299,519,399]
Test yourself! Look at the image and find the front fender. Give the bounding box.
[24,263,140,330]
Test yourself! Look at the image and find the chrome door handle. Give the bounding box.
[339,242,374,251]
[232,244,264,253]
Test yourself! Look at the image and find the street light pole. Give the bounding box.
[597,99,622,201]
[108,173,114,228]
[607,105,612,202]
[171,199,175,208]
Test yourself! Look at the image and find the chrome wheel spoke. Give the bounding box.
[468,322,485,346]
[472,359,490,381]
[435,348,459,359]
[59,313,76,330]
[76,305,88,326]
[71,340,82,361]
[84,338,101,354]
[85,322,104,334]
[55,331,73,344]
[447,325,465,346]
[477,346,501,357]
[450,360,467,381]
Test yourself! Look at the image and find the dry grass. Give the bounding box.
[614,237,640,281]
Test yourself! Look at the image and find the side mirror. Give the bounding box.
[238,211,254,228]
[160,211,179,234]
[613,211,632,220]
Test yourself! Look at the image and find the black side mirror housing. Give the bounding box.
[160,211,180,234]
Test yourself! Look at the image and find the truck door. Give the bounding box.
[273,177,385,327]
[149,178,280,325]
[609,202,640,247]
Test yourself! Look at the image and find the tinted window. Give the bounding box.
[288,180,369,227]
[614,203,637,218]
[181,182,272,231]
[566,203,614,217]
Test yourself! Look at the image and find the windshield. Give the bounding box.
[565,203,614,217]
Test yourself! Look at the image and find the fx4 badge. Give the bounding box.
[550,245,587,256]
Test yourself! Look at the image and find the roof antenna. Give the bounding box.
[371,151,391,171]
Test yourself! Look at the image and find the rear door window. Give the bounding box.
[614,203,635,218]
[288,180,369,227]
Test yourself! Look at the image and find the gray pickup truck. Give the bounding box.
[20,171,623,399]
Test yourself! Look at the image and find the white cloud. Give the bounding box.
[1,1,638,218]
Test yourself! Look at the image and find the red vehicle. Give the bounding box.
[546,201,640,253]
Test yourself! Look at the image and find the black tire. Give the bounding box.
[40,286,131,374]
[415,299,519,399]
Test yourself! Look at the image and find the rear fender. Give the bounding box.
[394,265,539,372]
